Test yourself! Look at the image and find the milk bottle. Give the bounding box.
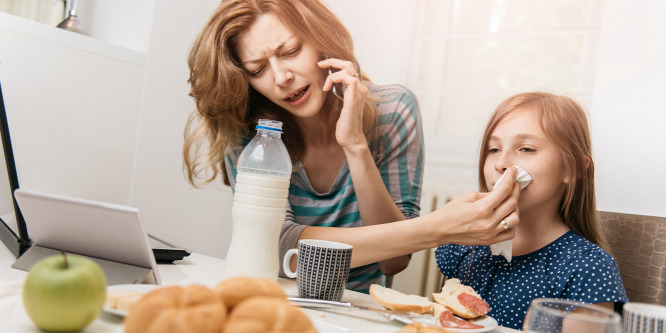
[224,119,292,281]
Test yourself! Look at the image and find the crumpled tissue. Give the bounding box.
[490,165,531,262]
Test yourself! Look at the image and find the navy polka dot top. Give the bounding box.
[435,231,628,330]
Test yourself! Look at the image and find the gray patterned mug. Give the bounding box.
[623,302,666,333]
[283,239,352,301]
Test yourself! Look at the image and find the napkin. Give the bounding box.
[490,165,532,262]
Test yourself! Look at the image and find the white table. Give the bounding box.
[0,245,518,333]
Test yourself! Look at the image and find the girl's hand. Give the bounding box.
[317,58,370,150]
[429,167,521,246]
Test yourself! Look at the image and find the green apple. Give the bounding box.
[23,252,107,332]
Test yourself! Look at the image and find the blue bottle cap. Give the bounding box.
[256,119,283,132]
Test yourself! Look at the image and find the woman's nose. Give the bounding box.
[270,59,293,86]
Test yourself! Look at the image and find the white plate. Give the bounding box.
[104,284,157,317]
[402,313,497,333]
[301,306,497,333]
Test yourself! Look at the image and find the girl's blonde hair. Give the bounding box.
[478,92,608,250]
[183,0,373,186]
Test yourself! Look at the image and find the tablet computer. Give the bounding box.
[12,189,161,285]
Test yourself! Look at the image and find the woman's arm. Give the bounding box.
[322,61,420,276]
[343,143,412,275]
[295,168,520,269]
[342,89,425,275]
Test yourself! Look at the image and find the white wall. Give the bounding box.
[324,0,414,85]
[76,0,155,53]
[590,0,666,217]
[130,0,234,258]
[0,12,145,205]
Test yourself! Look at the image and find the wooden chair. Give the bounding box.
[599,211,666,305]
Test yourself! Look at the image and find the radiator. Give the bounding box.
[391,183,473,298]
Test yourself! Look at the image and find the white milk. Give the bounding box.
[224,172,290,281]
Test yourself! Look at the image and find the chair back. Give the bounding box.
[599,211,666,305]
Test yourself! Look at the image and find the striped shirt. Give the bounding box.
[226,84,424,293]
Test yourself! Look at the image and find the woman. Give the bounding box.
[184,0,520,293]
[435,92,627,329]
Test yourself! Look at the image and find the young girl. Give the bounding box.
[435,92,628,329]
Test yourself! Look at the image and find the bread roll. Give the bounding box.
[214,277,286,309]
[369,284,433,314]
[432,278,489,319]
[124,285,227,333]
[224,296,316,333]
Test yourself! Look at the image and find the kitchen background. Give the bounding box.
[1,0,664,293]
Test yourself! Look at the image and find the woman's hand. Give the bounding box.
[317,58,370,150]
[317,58,410,275]
[428,167,521,246]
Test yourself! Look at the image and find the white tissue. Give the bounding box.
[490,165,532,262]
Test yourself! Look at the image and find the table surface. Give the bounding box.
[0,245,519,333]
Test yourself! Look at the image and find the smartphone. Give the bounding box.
[325,56,344,100]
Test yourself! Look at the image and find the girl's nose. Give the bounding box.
[496,152,513,174]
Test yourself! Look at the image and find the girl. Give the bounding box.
[183,0,521,293]
[435,92,628,329]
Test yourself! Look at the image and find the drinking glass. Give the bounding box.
[522,298,621,333]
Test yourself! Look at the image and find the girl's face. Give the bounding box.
[236,14,328,119]
[483,109,569,215]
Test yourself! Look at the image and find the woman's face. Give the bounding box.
[236,14,327,119]
[483,109,569,215]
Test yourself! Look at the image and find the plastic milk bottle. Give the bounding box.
[224,119,292,281]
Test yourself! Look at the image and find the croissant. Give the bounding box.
[224,296,316,333]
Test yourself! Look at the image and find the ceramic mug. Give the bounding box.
[283,239,352,301]
[623,302,666,333]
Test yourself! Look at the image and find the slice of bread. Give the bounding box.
[432,302,448,319]
[369,284,432,314]
[432,278,489,319]
[105,290,147,312]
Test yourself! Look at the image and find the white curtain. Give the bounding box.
[0,0,65,26]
